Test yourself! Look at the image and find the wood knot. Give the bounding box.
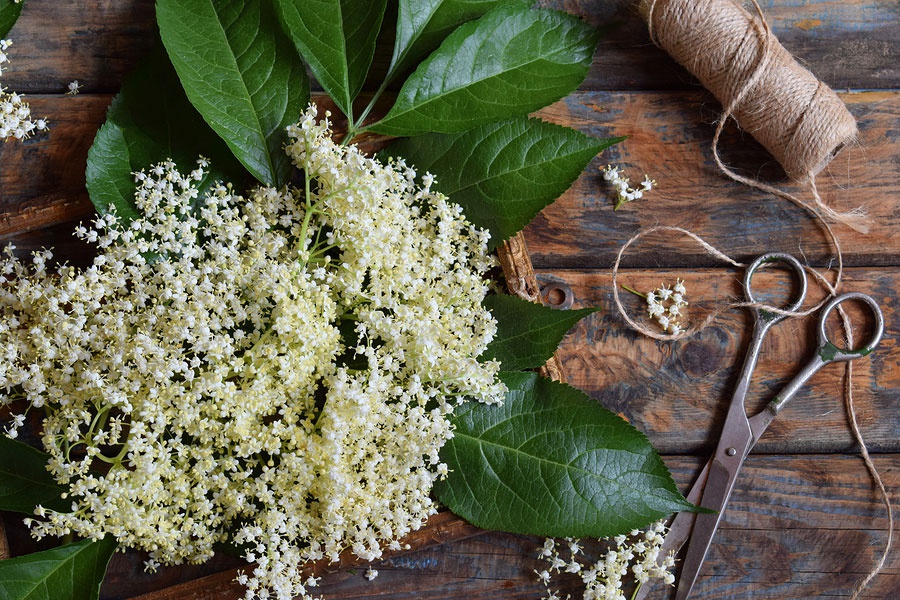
[678,338,725,378]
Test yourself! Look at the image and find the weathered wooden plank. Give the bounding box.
[525,89,900,270]
[535,267,900,455]
[2,91,898,271]
[575,0,900,91]
[0,96,106,238]
[79,455,897,599]
[0,1,156,94]
[1,1,896,93]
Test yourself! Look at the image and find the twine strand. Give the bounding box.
[611,225,840,342]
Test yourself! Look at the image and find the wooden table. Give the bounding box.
[1,1,897,598]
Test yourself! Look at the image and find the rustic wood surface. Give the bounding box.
[0,1,898,599]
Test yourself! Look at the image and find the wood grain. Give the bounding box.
[2,91,898,272]
[524,90,900,270]
[2,1,897,93]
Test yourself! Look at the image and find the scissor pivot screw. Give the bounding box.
[725,447,737,456]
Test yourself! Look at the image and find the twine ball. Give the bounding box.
[639,0,857,181]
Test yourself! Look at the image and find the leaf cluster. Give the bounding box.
[0,1,693,597]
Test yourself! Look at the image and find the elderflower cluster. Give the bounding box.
[602,165,654,210]
[535,521,675,600]
[647,279,688,334]
[0,39,49,140]
[1,104,504,600]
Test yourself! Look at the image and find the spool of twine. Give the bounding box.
[639,0,856,180]
[639,0,868,233]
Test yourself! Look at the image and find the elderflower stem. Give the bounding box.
[348,76,392,143]
[621,284,646,299]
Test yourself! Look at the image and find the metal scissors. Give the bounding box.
[635,252,884,600]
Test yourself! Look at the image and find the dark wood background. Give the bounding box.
[0,1,897,598]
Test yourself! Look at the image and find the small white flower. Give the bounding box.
[602,165,656,210]
[143,558,161,573]
[364,567,378,581]
[66,80,82,96]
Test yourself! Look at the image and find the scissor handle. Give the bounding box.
[743,252,808,322]
[816,292,884,362]
[761,292,884,420]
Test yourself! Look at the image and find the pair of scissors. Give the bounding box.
[634,252,884,600]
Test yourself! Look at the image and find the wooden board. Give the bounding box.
[1,1,897,93]
[0,0,898,599]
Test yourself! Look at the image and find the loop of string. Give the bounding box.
[611,225,838,342]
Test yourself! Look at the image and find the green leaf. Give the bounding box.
[274,0,386,120]
[157,0,309,186]
[436,372,694,538]
[369,6,598,136]
[86,45,249,223]
[388,0,529,82]
[0,0,23,39]
[385,117,621,247]
[0,536,117,600]
[0,436,68,514]
[482,294,597,371]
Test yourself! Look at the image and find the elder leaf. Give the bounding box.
[385,117,621,247]
[86,45,248,223]
[369,6,598,136]
[482,294,597,371]
[387,0,529,82]
[0,0,23,38]
[0,537,117,600]
[0,436,68,514]
[435,371,694,538]
[274,0,386,120]
[157,0,309,186]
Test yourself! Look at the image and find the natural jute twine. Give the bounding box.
[639,0,868,233]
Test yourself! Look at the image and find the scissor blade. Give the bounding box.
[631,458,713,600]
[675,453,745,600]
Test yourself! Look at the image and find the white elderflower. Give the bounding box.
[602,165,655,210]
[0,40,49,141]
[1,105,503,600]
[536,520,675,600]
[623,278,688,335]
[646,279,688,334]
[66,79,81,95]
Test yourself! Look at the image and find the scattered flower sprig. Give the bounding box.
[66,79,81,95]
[602,165,654,210]
[0,39,49,141]
[535,520,676,600]
[623,279,688,335]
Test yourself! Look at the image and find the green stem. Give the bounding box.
[345,76,391,144]
[630,582,643,600]
[621,285,646,299]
